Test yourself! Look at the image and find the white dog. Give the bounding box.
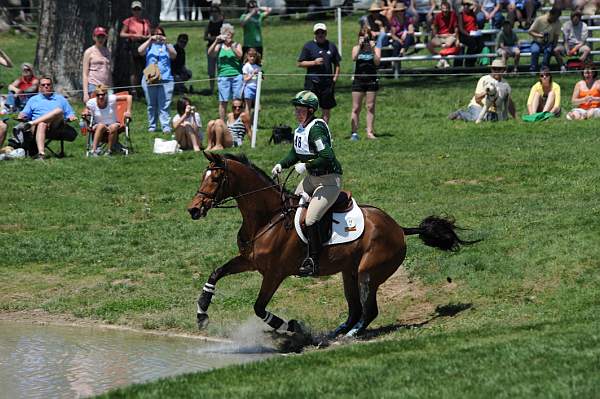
[475,81,499,124]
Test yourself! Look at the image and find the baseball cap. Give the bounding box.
[313,23,327,32]
[93,26,108,37]
[131,1,143,9]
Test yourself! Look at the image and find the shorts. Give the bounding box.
[432,34,456,48]
[497,46,520,57]
[351,79,379,92]
[305,80,336,110]
[217,74,243,102]
[569,108,600,118]
[243,84,257,100]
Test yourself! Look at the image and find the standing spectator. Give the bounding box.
[138,27,177,134]
[205,99,251,150]
[514,0,540,29]
[526,67,561,116]
[178,0,190,20]
[477,0,504,29]
[18,76,77,160]
[390,3,415,58]
[208,23,243,121]
[448,59,516,121]
[350,27,381,140]
[242,48,262,114]
[191,0,212,20]
[410,0,436,32]
[528,7,563,72]
[173,33,193,94]
[120,1,151,98]
[456,0,484,67]
[566,65,600,120]
[172,96,203,152]
[204,5,225,95]
[427,1,458,68]
[82,26,112,103]
[557,11,590,65]
[6,63,38,112]
[298,23,341,124]
[240,0,271,57]
[496,20,520,73]
[83,85,132,156]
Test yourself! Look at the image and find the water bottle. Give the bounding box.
[79,119,87,136]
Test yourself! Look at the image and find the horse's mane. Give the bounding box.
[222,153,293,195]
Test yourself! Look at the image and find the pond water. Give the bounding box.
[0,320,274,398]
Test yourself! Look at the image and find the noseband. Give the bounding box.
[196,162,235,209]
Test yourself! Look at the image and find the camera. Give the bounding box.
[190,106,196,112]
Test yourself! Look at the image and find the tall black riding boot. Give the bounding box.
[299,224,322,277]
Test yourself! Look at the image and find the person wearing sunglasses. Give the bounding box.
[6,63,38,112]
[205,98,251,150]
[83,85,132,156]
[82,26,112,103]
[526,67,560,117]
[17,76,77,160]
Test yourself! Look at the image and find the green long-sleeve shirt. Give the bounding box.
[278,119,343,176]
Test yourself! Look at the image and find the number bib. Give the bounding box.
[293,118,331,156]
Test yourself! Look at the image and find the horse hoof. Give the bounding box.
[287,319,304,335]
[197,313,209,330]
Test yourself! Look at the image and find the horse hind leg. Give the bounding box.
[330,270,362,337]
[197,256,251,329]
[345,271,380,338]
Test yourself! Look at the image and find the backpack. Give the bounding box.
[269,124,293,144]
[8,123,37,156]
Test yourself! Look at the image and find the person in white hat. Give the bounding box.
[297,23,341,124]
[448,59,515,121]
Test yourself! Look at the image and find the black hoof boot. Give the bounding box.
[197,313,209,330]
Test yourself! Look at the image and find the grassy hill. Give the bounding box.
[1,16,599,398]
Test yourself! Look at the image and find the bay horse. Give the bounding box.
[188,152,475,338]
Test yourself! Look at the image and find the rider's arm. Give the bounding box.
[306,122,335,171]
[279,148,299,169]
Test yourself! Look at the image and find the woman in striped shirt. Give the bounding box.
[205,98,251,150]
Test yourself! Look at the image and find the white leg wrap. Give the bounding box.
[202,283,215,294]
[277,321,289,332]
[262,311,273,324]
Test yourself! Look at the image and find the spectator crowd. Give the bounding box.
[1,0,600,160]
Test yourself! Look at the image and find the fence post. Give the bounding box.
[337,7,342,57]
[251,71,263,149]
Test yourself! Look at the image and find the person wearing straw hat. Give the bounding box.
[365,2,391,48]
[298,23,341,124]
[389,2,415,58]
[448,59,515,121]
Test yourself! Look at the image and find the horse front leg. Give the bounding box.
[197,255,252,329]
[253,275,300,334]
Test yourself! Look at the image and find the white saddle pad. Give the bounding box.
[294,197,365,246]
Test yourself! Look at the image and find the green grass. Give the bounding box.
[1,16,600,398]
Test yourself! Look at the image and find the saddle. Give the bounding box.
[298,191,354,243]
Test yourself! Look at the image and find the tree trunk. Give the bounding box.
[35,0,160,97]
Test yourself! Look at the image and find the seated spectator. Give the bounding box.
[526,67,561,116]
[365,2,391,48]
[138,26,177,134]
[82,26,112,103]
[456,0,484,67]
[528,7,563,72]
[427,1,458,68]
[205,99,251,150]
[0,119,7,148]
[477,0,504,29]
[173,33,193,94]
[390,3,415,57]
[242,48,261,114]
[172,96,202,152]
[574,0,599,18]
[448,59,516,121]
[6,63,38,112]
[83,85,132,156]
[18,76,77,160]
[410,0,435,32]
[556,11,590,65]
[496,20,520,73]
[566,65,600,120]
[208,23,243,121]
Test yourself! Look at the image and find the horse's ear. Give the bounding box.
[211,152,224,166]
[203,151,214,162]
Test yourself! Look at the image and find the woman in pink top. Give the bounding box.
[82,26,112,103]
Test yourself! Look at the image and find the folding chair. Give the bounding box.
[84,91,133,157]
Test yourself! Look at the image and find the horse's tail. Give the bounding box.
[402,215,481,252]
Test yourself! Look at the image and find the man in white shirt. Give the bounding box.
[83,85,132,156]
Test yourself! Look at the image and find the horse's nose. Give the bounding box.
[188,207,201,220]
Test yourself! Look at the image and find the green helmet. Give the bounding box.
[291,90,319,111]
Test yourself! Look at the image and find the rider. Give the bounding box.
[271,90,343,277]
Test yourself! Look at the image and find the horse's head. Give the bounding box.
[188,152,231,220]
